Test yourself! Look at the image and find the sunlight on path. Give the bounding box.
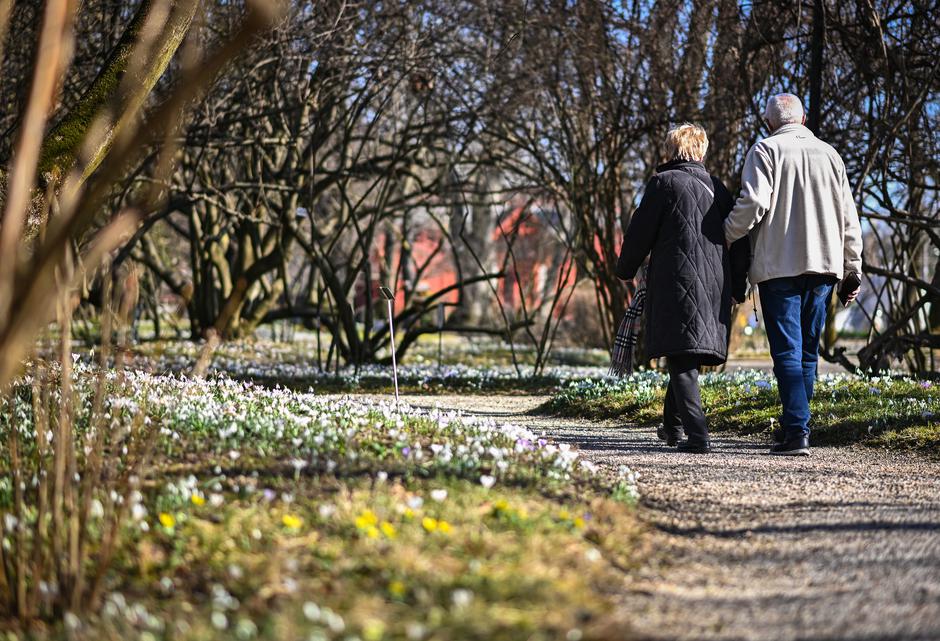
[358,393,940,641]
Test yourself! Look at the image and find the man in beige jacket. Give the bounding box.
[724,93,863,456]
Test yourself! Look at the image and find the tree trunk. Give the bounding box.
[674,0,716,120]
[38,0,198,183]
[807,0,826,135]
[449,167,498,325]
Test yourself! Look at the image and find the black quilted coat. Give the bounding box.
[616,160,750,365]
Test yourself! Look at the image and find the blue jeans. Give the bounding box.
[759,274,837,439]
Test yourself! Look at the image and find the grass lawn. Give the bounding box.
[1,368,641,641]
[544,370,940,453]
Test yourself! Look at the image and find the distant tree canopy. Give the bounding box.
[1,0,937,374]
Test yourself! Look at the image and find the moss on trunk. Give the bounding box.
[38,0,197,182]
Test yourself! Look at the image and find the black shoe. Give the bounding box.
[657,425,682,446]
[772,425,785,444]
[769,436,810,456]
[676,439,711,454]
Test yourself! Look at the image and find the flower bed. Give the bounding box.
[124,340,611,394]
[1,368,641,640]
[111,371,624,490]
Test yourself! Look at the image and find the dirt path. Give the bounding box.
[378,394,940,641]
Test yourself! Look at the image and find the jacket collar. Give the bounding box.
[770,123,814,137]
[656,159,707,174]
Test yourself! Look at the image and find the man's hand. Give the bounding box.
[838,272,862,306]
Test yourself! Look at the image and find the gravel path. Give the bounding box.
[382,393,940,641]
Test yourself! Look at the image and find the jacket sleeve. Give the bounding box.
[715,179,751,300]
[724,142,774,245]
[616,176,664,280]
[840,168,863,276]
[729,237,751,301]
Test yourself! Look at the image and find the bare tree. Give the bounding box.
[0,0,280,387]
[99,0,940,374]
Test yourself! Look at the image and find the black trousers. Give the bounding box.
[662,355,709,443]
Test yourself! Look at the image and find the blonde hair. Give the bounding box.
[665,123,708,161]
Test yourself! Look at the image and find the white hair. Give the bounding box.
[764,93,805,130]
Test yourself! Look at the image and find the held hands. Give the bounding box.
[845,287,860,305]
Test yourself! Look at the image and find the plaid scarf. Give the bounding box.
[609,275,646,378]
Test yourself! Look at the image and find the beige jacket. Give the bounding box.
[724,123,863,284]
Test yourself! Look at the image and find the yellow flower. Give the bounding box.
[437,520,452,534]
[190,494,205,506]
[421,516,438,532]
[355,509,379,529]
[158,512,175,528]
[493,499,509,512]
[365,525,380,539]
[388,580,407,598]
[573,517,586,529]
[557,509,571,521]
[403,508,415,520]
[380,521,397,539]
[282,514,303,529]
[362,619,386,641]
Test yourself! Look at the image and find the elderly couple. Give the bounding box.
[616,93,863,456]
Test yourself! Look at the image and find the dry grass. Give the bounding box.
[69,478,642,641]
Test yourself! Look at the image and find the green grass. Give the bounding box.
[545,370,940,453]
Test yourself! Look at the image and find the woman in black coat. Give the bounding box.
[617,123,750,453]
